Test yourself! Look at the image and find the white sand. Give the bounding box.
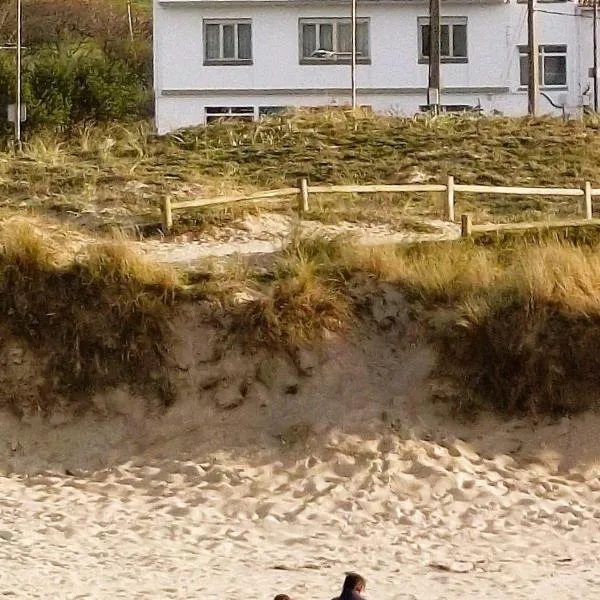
[2,408,600,598]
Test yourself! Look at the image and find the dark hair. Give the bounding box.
[343,573,366,592]
[274,595,291,600]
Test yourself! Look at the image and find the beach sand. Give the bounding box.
[0,295,599,599]
[2,394,600,598]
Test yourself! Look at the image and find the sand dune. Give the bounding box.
[1,303,600,598]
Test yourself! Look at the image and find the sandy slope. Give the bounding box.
[2,323,600,599]
[0,216,598,598]
[1,423,600,599]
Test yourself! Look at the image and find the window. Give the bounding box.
[519,45,567,88]
[205,107,254,123]
[517,0,566,4]
[418,17,467,63]
[299,18,370,63]
[204,20,252,64]
[419,104,477,113]
[258,106,289,118]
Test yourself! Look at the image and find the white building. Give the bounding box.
[153,0,596,133]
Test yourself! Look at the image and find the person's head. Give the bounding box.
[342,573,366,594]
[274,595,291,600]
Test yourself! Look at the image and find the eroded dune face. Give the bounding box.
[1,307,600,599]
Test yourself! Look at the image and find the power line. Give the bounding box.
[535,8,593,17]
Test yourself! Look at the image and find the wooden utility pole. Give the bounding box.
[594,0,599,111]
[428,0,441,114]
[527,0,538,115]
[351,0,357,110]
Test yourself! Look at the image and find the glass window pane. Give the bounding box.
[545,45,567,54]
[205,24,220,60]
[238,23,251,59]
[222,24,235,59]
[357,21,369,57]
[319,23,333,51]
[519,55,528,87]
[453,24,467,57]
[302,23,316,57]
[440,24,450,57]
[421,24,430,58]
[544,55,566,86]
[338,21,352,53]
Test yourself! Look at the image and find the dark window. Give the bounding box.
[205,106,255,123]
[204,20,252,64]
[419,17,468,63]
[519,45,567,88]
[299,18,370,63]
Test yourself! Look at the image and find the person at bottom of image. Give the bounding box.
[332,572,367,600]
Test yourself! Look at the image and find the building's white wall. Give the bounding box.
[154,0,590,133]
[578,8,595,109]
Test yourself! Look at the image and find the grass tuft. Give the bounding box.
[0,226,179,414]
[84,239,181,290]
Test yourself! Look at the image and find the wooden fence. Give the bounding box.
[160,177,600,237]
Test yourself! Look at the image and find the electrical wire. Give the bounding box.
[535,8,592,17]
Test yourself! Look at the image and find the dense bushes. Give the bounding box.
[0,0,151,131]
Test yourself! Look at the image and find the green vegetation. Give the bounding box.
[0,0,151,129]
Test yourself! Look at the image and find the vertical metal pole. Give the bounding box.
[16,0,22,146]
[594,0,598,112]
[428,0,441,114]
[351,0,357,110]
[527,0,538,116]
[127,0,135,42]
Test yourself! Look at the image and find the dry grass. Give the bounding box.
[3,112,600,234]
[0,223,180,412]
[2,217,600,417]
[231,235,352,348]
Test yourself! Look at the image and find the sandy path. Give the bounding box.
[141,213,461,264]
[2,431,600,599]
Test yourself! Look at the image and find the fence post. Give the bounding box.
[461,213,472,238]
[161,196,173,233]
[585,181,593,220]
[298,178,309,214]
[445,175,455,222]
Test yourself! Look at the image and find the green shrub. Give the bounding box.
[0,0,152,131]
[0,43,151,130]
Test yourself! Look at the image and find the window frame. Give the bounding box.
[203,19,253,66]
[298,17,371,65]
[205,106,255,123]
[518,44,568,90]
[258,106,289,118]
[417,16,468,64]
[516,0,566,4]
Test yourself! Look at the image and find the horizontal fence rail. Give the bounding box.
[160,176,600,237]
[454,184,586,197]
